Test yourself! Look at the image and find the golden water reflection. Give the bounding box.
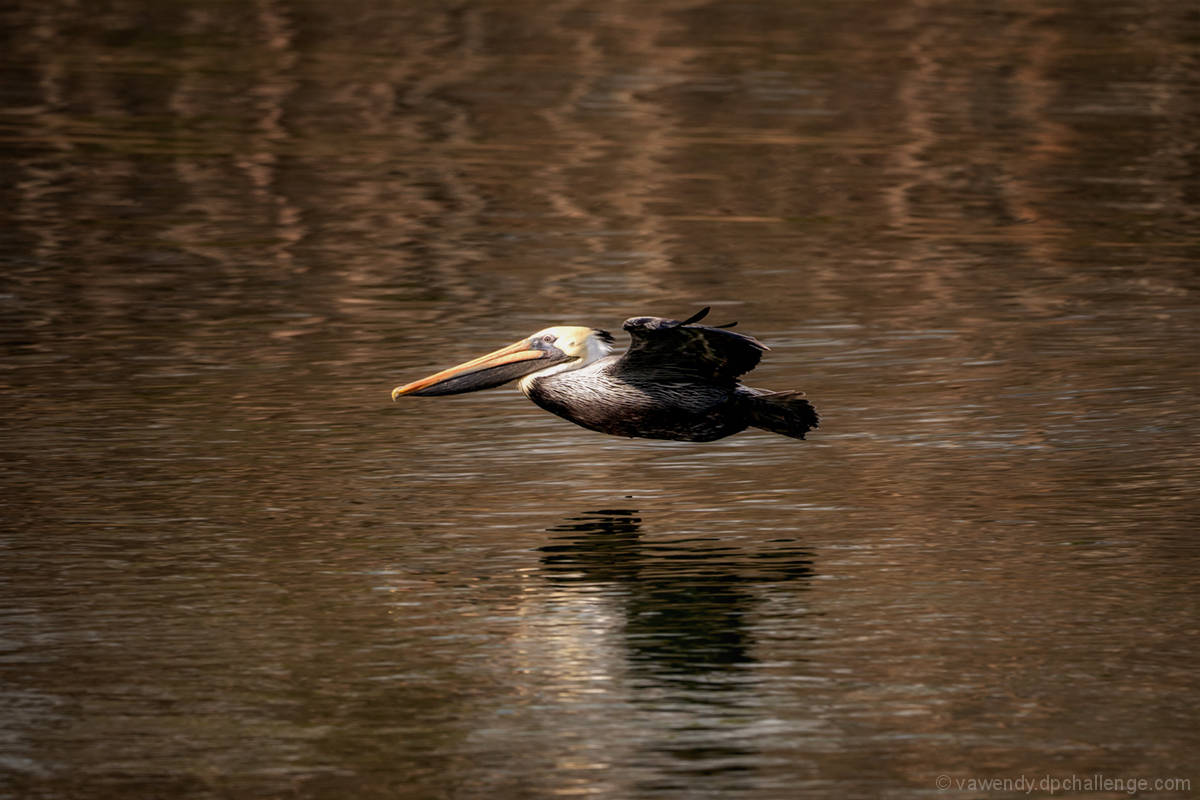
[1,0,1197,797]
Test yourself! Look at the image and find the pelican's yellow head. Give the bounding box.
[530,326,613,365]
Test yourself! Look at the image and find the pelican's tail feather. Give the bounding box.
[745,390,820,440]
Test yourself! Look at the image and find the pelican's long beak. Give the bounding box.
[392,338,572,399]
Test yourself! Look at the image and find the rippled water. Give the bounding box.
[2,0,1197,798]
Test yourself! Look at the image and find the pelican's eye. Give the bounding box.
[541,334,557,345]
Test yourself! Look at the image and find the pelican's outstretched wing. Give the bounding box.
[613,307,766,384]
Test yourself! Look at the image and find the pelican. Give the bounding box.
[391,308,819,442]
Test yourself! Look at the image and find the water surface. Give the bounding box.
[1,0,1197,798]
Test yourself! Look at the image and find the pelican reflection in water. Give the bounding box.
[391,308,819,442]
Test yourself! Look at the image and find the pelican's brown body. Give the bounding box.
[392,309,819,443]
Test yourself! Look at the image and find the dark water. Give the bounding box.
[2,1,1198,798]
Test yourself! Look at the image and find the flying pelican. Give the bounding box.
[391,308,819,442]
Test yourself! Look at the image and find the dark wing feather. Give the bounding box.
[614,308,767,384]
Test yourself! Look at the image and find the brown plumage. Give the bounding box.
[392,308,819,442]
